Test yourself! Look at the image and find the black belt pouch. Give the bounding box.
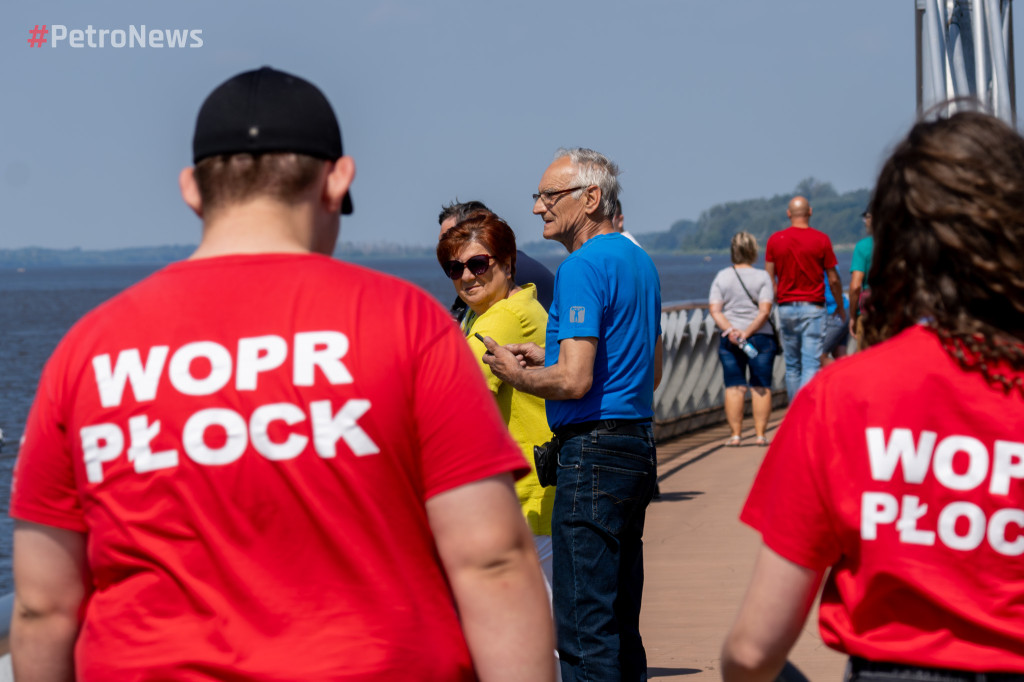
[533,437,560,487]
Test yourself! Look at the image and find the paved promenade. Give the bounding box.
[642,408,847,680]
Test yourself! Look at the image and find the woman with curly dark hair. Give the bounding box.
[722,110,1024,681]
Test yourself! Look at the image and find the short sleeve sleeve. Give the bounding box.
[740,381,842,571]
[851,240,868,274]
[468,306,526,395]
[757,271,774,303]
[410,300,528,500]
[551,257,602,341]
[822,234,838,270]
[708,272,725,304]
[10,352,88,532]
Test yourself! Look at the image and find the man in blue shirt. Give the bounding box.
[821,272,850,365]
[483,147,663,682]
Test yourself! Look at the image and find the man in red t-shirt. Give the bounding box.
[764,196,845,399]
[10,67,556,681]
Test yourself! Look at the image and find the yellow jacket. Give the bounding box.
[463,285,554,535]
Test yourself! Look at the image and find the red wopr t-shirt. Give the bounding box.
[764,226,838,303]
[742,326,1024,671]
[11,254,528,681]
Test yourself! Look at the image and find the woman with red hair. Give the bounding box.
[437,211,556,588]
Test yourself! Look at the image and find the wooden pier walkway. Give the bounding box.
[642,407,846,680]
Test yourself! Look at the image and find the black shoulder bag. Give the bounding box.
[732,266,781,351]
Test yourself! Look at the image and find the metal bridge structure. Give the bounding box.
[916,0,1016,124]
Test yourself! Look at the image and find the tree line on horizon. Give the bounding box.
[637,177,871,252]
[0,179,871,267]
[518,177,871,254]
[0,245,196,268]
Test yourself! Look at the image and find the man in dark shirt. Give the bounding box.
[482,148,662,681]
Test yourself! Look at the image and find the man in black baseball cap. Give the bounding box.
[191,66,353,214]
[10,66,556,680]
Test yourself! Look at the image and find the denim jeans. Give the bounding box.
[777,303,826,399]
[822,311,850,356]
[553,425,657,682]
[718,333,778,388]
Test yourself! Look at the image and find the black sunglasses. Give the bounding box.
[442,254,494,280]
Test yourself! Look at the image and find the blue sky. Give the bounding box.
[2,1,1011,250]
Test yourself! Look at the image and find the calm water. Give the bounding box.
[0,250,852,593]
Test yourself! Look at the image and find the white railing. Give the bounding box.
[654,302,787,442]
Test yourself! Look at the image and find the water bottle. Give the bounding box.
[738,338,759,358]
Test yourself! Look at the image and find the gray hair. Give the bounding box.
[553,147,621,219]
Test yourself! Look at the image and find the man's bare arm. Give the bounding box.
[482,336,597,401]
[764,262,777,298]
[499,342,545,369]
[848,270,865,335]
[427,475,556,682]
[12,521,89,682]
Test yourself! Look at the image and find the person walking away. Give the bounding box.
[849,211,874,345]
[10,67,555,682]
[481,148,662,682]
[708,232,777,446]
[765,196,845,399]
[722,111,1024,681]
[820,272,850,366]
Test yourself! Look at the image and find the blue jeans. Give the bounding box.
[553,425,657,682]
[822,311,849,356]
[777,303,826,399]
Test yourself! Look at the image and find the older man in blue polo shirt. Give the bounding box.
[482,147,663,682]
